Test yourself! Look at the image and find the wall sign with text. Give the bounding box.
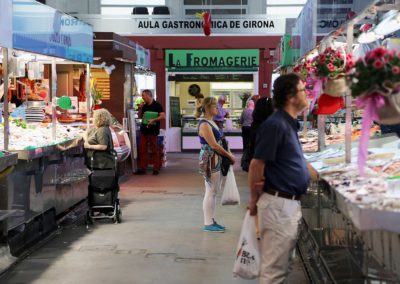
[165,49,259,69]
[136,18,285,35]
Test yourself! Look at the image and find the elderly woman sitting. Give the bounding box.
[83,108,115,169]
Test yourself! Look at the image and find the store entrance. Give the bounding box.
[165,71,258,152]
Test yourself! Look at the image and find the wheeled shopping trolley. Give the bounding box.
[86,149,121,225]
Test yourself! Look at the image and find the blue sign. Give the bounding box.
[12,0,93,63]
[0,0,13,48]
[136,43,150,69]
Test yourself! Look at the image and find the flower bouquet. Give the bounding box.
[314,47,355,97]
[293,60,315,81]
[350,47,400,125]
[349,47,400,175]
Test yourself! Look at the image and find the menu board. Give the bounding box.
[170,96,181,127]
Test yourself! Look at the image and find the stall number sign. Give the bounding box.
[166,49,259,68]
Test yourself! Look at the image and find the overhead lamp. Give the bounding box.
[91,62,106,69]
[374,10,400,36]
[104,64,115,75]
[357,31,382,44]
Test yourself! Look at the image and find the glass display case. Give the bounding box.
[181,115,243,151]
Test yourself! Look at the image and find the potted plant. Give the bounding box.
[313,47,355,97]
[349,47,400,175]
[239,93,252,109]
[91,83,103,110]
[293,60,315,81]
[350,47,400,125]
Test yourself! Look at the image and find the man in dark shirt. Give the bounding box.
[247,74,319,283]
[136,89,165,175]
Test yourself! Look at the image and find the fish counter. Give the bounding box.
[299,135,400,283]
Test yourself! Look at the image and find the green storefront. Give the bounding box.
[165,49,260,151]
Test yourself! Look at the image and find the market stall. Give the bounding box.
[280,0,400,282]
[0,0,93,255]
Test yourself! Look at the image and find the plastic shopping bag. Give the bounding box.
[221,166,240,205]
[233,211,260,279]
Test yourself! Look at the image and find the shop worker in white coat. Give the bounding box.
[248,73,319,284]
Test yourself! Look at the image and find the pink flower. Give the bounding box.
[330,56,336,62]
[327,63,335,72]
[392,66,400,74]
[373,59,384,69]
[346,54,354,61]
[371,47,386,59]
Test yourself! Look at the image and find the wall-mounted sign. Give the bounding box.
[166,49,259,70]
[12,0,93,63]
[136,43,150,69]
[80,15,286,36]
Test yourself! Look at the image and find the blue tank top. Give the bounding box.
[198,119,223,145]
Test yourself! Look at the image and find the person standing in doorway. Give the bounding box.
[196,97,235,232]
[136,89,165,175]
[247,74,319,283]
[213,95,229,131]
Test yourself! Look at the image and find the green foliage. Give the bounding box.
[91,84,103,105]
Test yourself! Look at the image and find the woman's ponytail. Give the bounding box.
[194,106,203,118]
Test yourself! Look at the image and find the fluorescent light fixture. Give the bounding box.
[211,82,253,90]
[374,10,400,36]
[358,31,381,44]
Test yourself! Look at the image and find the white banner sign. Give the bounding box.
[80,15,286,36]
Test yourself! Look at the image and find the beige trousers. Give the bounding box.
[257,193,302,284]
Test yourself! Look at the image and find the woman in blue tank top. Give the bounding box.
[195,97,235,233]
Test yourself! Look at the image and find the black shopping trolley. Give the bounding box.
[86,149,121,226]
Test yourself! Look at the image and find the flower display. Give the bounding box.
[293,60,315,81]
[350,47,400,97]
[313,47,354,79]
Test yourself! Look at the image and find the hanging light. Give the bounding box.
[374,10,400,36]
[357,31,382,44]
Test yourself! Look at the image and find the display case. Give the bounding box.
[181,115,243,151]
[299,135,400,283]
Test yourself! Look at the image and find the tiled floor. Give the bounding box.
[0,153,308,284]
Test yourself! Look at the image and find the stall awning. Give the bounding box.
[11,0,93,63]
[93,32,136,62]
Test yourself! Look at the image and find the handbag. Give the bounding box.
[233,211,260,279]
[221,166,240,205]
[220,138,231,176]
[240,147,251,172]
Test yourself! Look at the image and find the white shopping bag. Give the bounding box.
[233,211,260,279]
[221,166,240,205]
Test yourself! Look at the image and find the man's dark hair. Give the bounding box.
[142,89,153,97]
[272,73,301,109]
